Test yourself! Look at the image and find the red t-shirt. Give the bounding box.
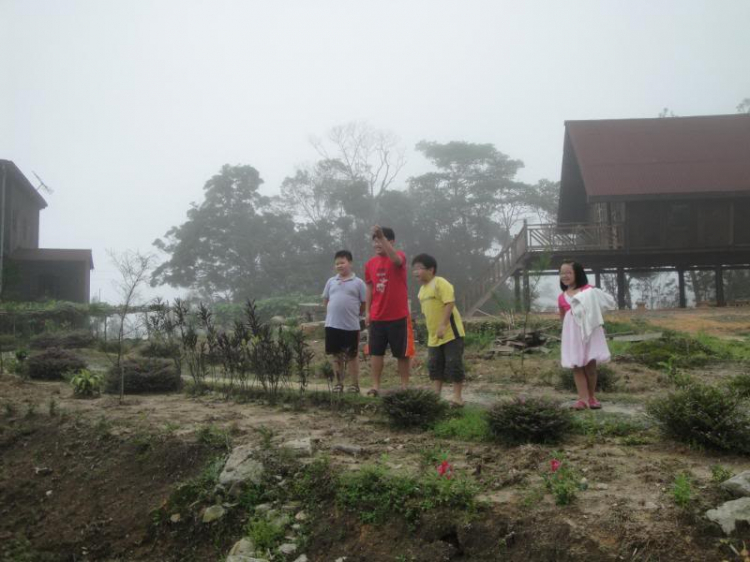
[365,251,409,321]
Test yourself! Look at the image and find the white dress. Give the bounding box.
[561,294,611,368]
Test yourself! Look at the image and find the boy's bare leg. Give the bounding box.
[335,355,345,387]
[453,383,464,405]
[433,380,443,396]
[397,357,410,389]
[348,353,360,389]
[370,355,384,392]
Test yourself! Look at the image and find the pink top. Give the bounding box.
[558,284,592,313]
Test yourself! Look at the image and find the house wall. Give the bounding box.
[2,176,41,254]
[623,198,750,250]
[6,260,90,303]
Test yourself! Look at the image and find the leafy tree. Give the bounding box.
[152,165,301,301]
[407,141,525,294]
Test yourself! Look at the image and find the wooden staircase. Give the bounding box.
[460,224,529,317]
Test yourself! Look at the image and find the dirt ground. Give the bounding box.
[2,307,750,561]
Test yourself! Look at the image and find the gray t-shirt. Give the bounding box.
[322,274,366,331]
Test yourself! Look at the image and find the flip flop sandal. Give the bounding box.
[588,399,602,409]
[347,385,360,394]
[366,388,379,397]
[571,399,589,410]
[333,384,344,393]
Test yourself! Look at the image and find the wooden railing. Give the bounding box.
[461,222,624,316]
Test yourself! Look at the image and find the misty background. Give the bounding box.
[2,1,749,306]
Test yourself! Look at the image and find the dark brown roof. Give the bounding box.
[0,160,48,209]
[564,114,750,201]
[11,248,94,269]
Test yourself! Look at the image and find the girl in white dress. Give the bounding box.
[558,261,611,410]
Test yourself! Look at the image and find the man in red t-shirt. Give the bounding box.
[364,225,410,396]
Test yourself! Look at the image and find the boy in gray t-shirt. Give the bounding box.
[322,250,367,393]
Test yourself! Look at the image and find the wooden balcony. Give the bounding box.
[461,222,624,316]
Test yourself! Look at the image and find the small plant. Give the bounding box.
[543,455,582,506]
[70,369,104,398]
[671,472,693,508]
[255,425,275,448]
[487,396,573,445]
[25,402,37,418]
[381,388,448,429]
[647,382,750,454]
[710,464,734,484]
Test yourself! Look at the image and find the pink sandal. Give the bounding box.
[588,399,602,410]
[571,400,588,410]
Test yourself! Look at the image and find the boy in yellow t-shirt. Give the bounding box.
[411,253,465,406]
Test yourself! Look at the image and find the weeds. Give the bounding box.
[70,369,104,397]
[47,397,58,416]
[570,411,650,441]
[24,402,37,418]
[196,424,232,451]
[710,464,734,483]
[247,517,285,553]
[4,402,17,417]
[671,472,693,508]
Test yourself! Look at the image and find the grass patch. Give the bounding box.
[570,411,650,440]
[381,388,448,429]
[622,331,725,369]
[464,331,495,350]
[432,406,492,441]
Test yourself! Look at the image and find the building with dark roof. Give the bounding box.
[1,160,93,303]
[462,114,750,315]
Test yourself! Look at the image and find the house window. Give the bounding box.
[38,274,61,300]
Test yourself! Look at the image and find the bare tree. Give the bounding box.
[109,250,153,403]
[310,121,407,199]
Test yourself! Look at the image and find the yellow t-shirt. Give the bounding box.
[417,276,465,347]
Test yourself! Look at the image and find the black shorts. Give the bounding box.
[427,337,465,383]
[325,328,360,358]
[369,317,408,358]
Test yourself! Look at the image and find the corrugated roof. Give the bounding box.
[564,114,750,200]
[11,248,94,269]
[0,160,48,209]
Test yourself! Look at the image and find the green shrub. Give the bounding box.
[726,372,750,399]
[487,396,573,445]
[30,330,95,350]
[647,382,750,454]
[463,331,495,350]
[70,369,104,397]
[27,347,87,380]
[139,340,180,358]
[104,357,181,394]
[381,388,448,429]
[556,364,619,393]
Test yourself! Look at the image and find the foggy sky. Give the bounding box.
[2,0,749,303]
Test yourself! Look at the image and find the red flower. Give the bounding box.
[550,459,562,473]
[437,460,454,479]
